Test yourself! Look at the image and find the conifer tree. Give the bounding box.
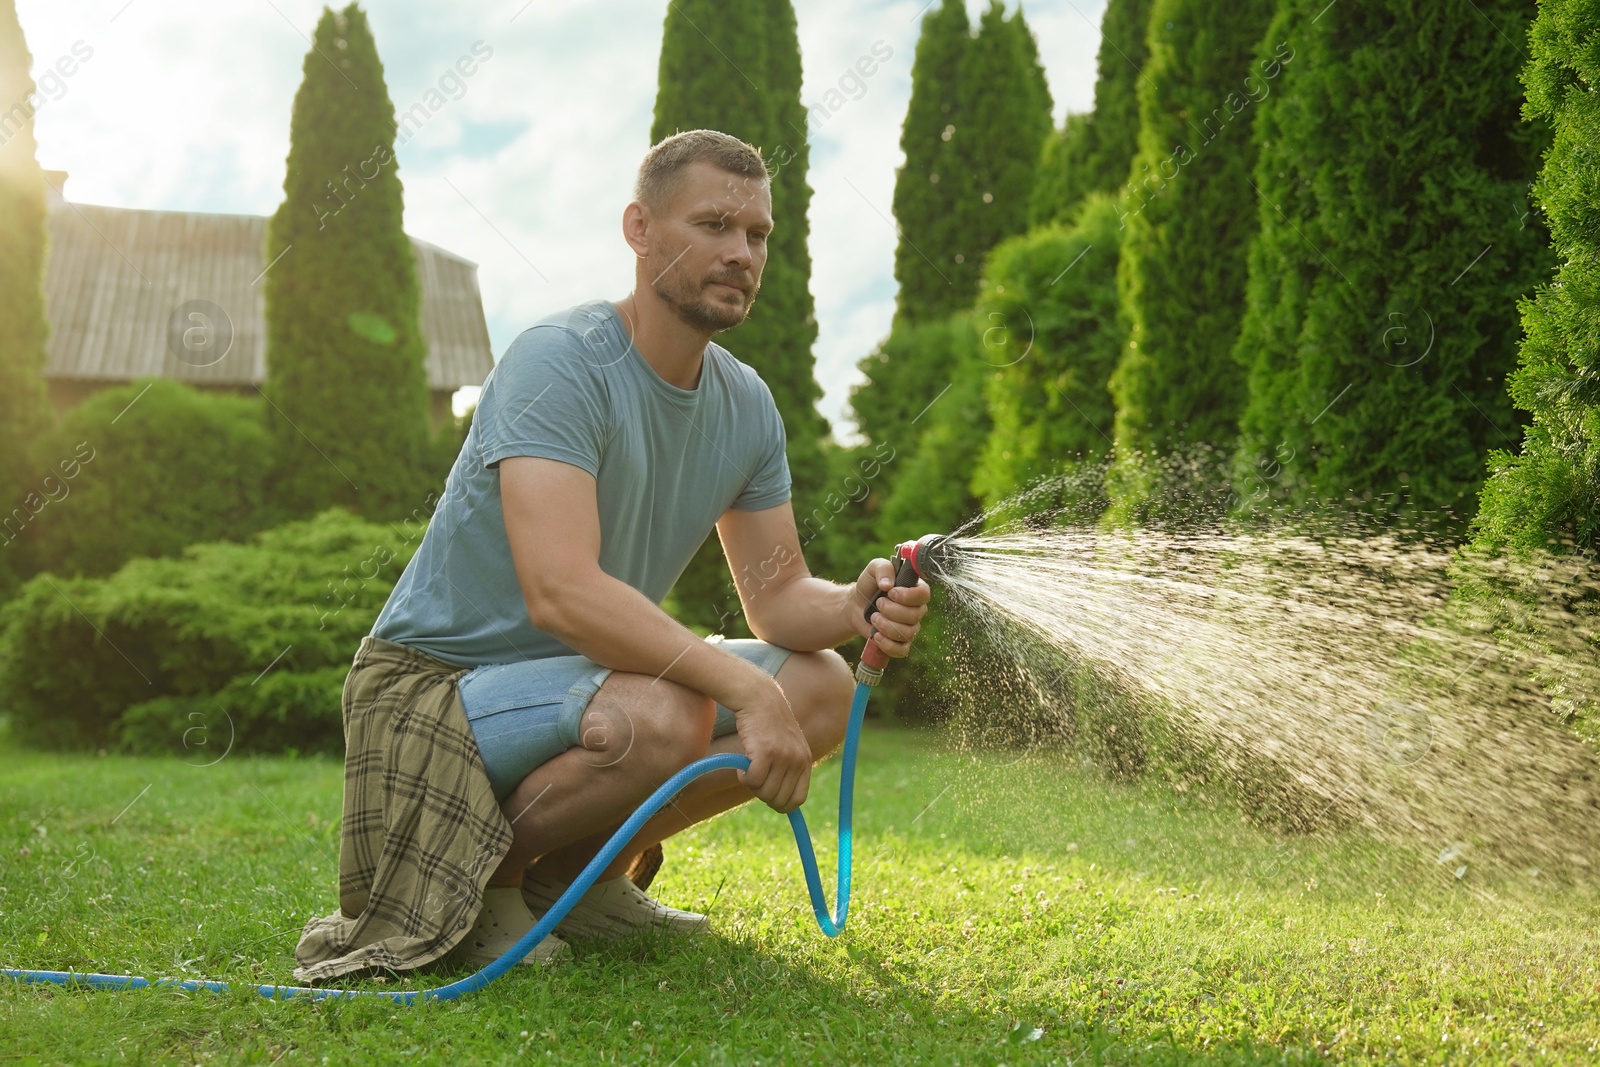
[850,313,974,502]
[1471,0,1600,555]
[1028,111,1092,230]
[1011,4,1054,159]
[867,6,1075,724]
[1230,0,1551,522]
[1106,0,1278,516]
[756,0,830,504]
[0,0,52,596]
[852,0,1053,501]
[650,0,830,635]
[950,1,1054,302]
[889,0,971,326]
[973,194,1124,512]
[871,314,994,727]
[1030,0,1153,227]
[879,317,989,547]
[263,4,430,523]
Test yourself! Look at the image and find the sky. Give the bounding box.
[15,0,1107,442]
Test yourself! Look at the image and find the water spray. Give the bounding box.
[4,536,958,1004]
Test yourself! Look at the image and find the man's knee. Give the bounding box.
[779,648,854,760]
[579,674,715,774]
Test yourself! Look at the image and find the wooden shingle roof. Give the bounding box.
[41,196,494,391]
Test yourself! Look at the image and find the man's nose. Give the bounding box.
[721,231,755,269]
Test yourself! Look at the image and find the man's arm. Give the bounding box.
[716,502,928,658]
[500,455,812,810]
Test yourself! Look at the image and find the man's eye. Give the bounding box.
[704,220,725,231]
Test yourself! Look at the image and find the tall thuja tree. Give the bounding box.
[1472,0,1600,556]
[1030,0,1153,228]
[845,0,970,534]
[888,0,971,326]
[757,0,830,503]
[1106,0,1278,519]
[264,4,430,523]
[851,2,1052,535]
[1010,2,1054,173]
[874,314,987,540]
[973,193,1126,513]
[651,0,830,636]
[1029,111,1091,229]
[871,313,986,723]
[951,1,1054,301]
[878,0,1061,551]
[0,0,52,597]
[878,1,1052,517]
[1230,0,1551,523]
[868,7,1047,725]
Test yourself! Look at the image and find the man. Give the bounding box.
[300,129,930,975]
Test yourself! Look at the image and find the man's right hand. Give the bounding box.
[727,673,811,813]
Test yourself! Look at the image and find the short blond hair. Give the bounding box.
[635,129,770,213]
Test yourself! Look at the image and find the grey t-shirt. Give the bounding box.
[371,298,792,668]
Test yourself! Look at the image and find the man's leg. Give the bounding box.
[484,671,718,887]
[487,647,855,888]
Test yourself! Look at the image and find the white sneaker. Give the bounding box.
[522,871,709,940]
[446,886,571,967]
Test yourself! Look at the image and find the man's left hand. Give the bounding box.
[850,559,931,658]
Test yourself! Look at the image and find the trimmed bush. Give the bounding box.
[0,508,425,753]
[19,379,272,578]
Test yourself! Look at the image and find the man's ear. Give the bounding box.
[621,200,651,258]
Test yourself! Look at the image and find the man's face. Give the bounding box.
[646,160,773,334]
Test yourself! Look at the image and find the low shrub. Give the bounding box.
[19,379,274,579]
[0,508,426,753]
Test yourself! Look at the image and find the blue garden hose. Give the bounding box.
[2,680,874,1004]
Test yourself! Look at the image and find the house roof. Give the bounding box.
[41,195,495,392]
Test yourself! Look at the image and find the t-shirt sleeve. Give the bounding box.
[731,379,792,511]
[474,326,609,475]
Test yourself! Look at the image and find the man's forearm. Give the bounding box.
[746,575,860,653]
[533,572,774,712]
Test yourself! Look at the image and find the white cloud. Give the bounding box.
[16,0,1105,438]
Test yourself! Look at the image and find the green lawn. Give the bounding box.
[2,726,1596,1065]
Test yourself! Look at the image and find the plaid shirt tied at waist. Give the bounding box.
[292,635,512,983]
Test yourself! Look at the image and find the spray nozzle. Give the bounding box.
[855,533,960,686]
[897,532,962,585]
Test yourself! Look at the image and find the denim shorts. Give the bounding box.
[458,636,796,802]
